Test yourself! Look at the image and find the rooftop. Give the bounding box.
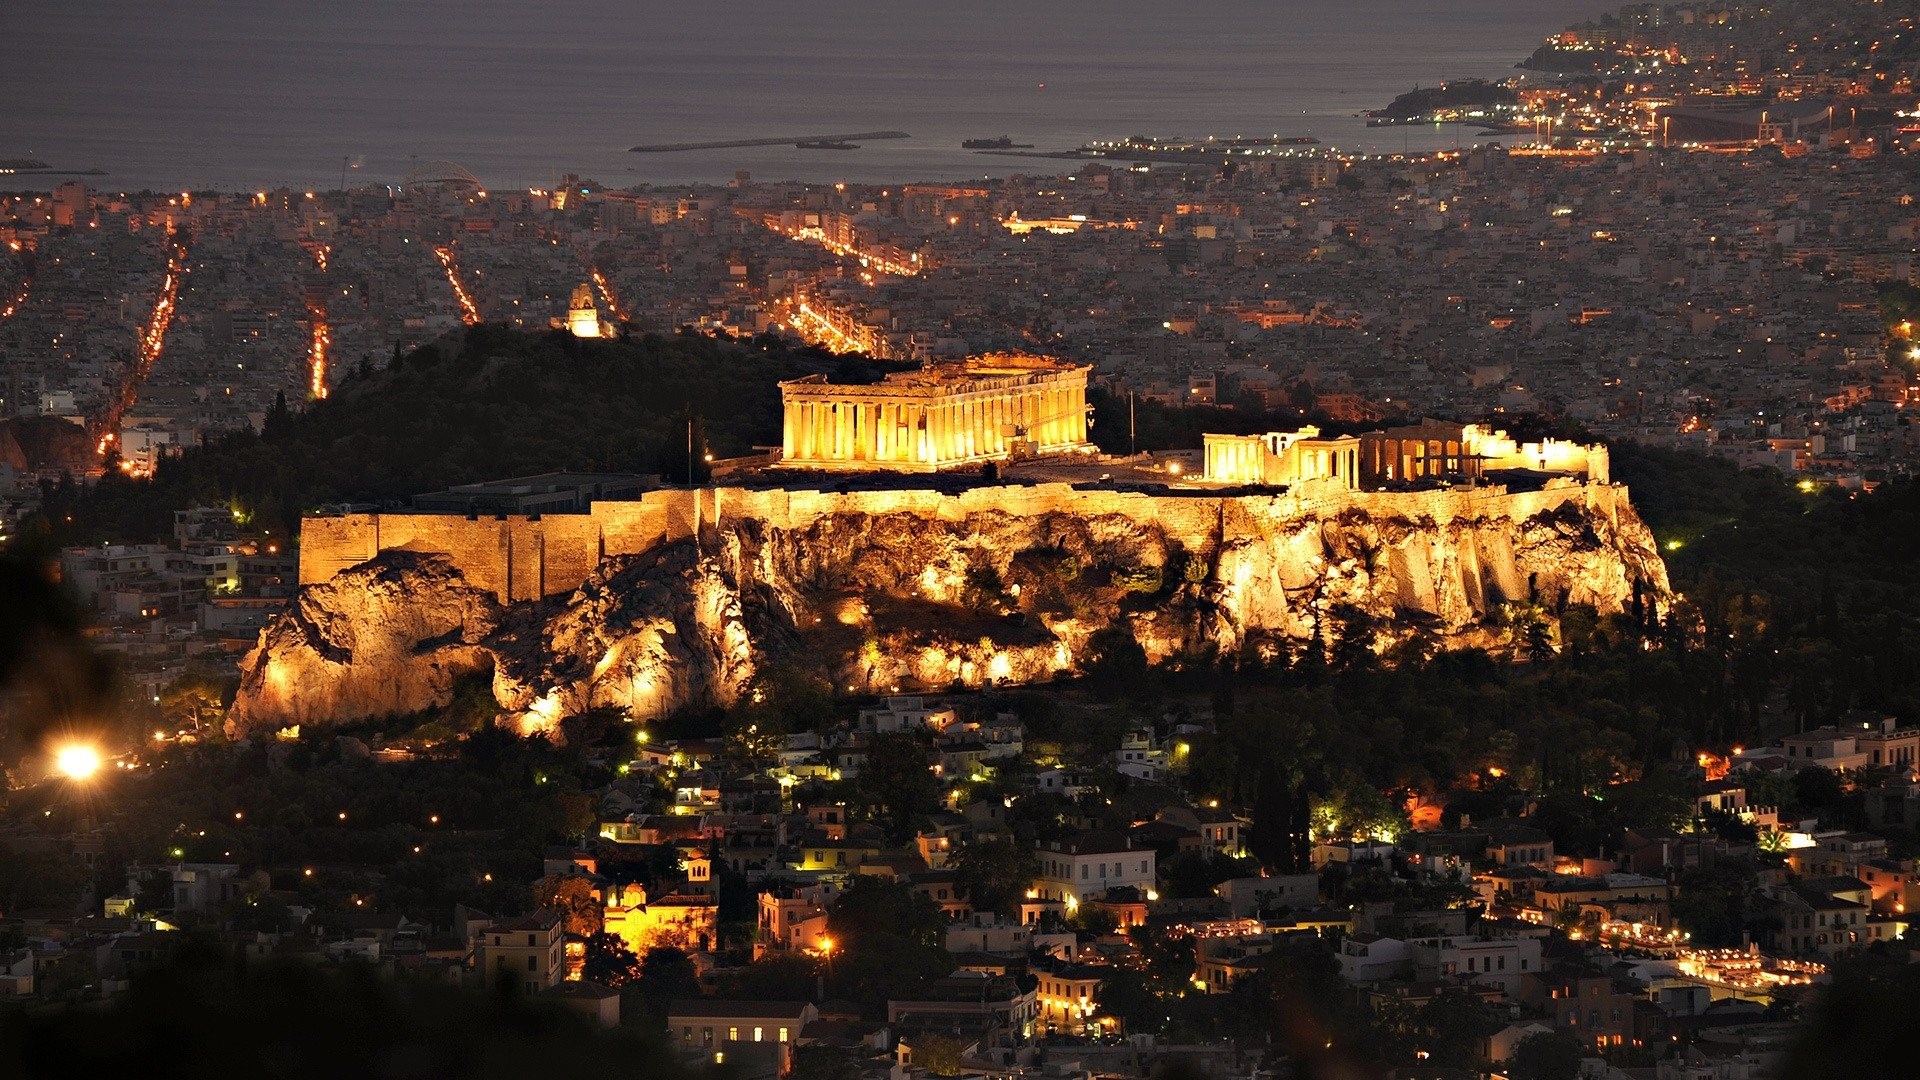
[780,353,1088,398]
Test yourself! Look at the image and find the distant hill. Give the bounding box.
[0,415,92,474]
[26,327,904,544]
[1371,79,1516,121]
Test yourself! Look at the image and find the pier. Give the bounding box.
[630,131,909,153]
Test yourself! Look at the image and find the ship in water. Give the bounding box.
[795,139,860,150]
[962,136,1034,149]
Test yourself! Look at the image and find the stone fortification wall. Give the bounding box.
[242,477,1666,736]
[299,479,1628,604]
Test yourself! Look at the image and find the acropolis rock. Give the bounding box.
[228,479,1669,737]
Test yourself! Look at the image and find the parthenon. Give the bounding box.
[778,353,1093,471]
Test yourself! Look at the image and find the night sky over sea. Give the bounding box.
[2,0,1604,191]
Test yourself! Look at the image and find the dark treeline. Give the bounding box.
[0,942,677,1080]
[15,327,908,547]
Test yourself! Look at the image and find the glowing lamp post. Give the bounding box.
[816,935,836,999]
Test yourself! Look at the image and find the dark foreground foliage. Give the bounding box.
[0,940,677,1080]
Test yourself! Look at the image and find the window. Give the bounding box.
[729,1027,739,1042]
[753,1027,763,1042]
[527,933,537,947]
[527,956,537,971]
[778,1028,790,1043]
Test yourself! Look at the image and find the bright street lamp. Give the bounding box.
[54,744,103,781]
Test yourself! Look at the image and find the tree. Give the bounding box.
[788,1045,863,1080]
[1082,626,1149,695]
[1508,1031,1583,1080]
[914,1034,966,1076]
[949,837,1039,916]
[160,672,231,735]
[632,946,700,1007]
[714,953,817,1001]
[723,710,788,767]
[0,942,680,1077]
[264,390,293,440]
[849,733,940,844]
[825,877,952,1008]
[1246,769,1312,873]
[1783,953,1920,1079]
[581,932,642,988]
[1411,989,1502,1068]
[531,875,603,938]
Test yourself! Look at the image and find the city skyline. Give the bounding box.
[4,3,1920,1079]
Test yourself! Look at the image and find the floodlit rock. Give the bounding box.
[228,483,1669,737]
[491,542,776,734]
[229,551,502,733]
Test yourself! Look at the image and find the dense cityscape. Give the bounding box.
[5,2,1920,1078]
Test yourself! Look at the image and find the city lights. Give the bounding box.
[308,245,331,399]
[0,275,27,320]
[97,240,186,457]
[590,266,629,323]
[433,245,483,325]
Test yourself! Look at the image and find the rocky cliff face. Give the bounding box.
[229,484,1669,737]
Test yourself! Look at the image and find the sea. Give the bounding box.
[1,0,1607,194]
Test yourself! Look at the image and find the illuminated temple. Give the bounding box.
[1202,427,1362,491]
[778,353,1092,471]
[1201,419,1609,488]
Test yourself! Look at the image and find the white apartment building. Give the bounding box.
[1035,833,1156,906]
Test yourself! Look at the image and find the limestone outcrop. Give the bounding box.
[229,481,1669,737]
[227,551,504,732]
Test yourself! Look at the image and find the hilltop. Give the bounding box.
[24,327,908,545]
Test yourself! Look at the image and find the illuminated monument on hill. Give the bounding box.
[777,353,1092,471]
[555,283,608,339]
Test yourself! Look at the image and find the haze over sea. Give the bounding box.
[3,0,1605,193]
